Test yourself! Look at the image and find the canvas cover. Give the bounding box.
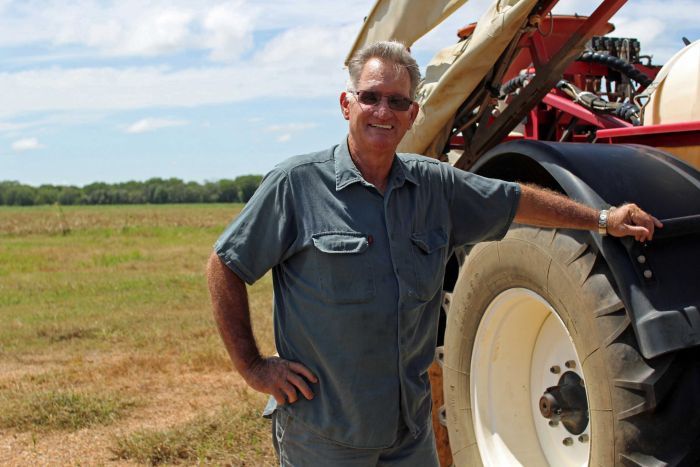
[347,0,539,157]
[345,0,468,65]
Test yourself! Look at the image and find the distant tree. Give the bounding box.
[0,176,263,205]
[217,179,239,202]
[35,185,60,205]
[151,186,169,204]
[184,181,204,203]
[202,181,223,203]
[0,181,21,205]
[127,190,146,204]
[5,184,36,206]
[57,186,83,205]
[166,178,187,203]
[235,175,263,202]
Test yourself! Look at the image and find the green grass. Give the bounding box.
[0,389,135,431]
[0,204,277,463]
[0,203,275,357]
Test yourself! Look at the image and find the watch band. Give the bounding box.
[598,209,609,235]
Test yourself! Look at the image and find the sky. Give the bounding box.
[1,0,698,187]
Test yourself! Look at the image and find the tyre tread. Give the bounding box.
[444,226,700,467]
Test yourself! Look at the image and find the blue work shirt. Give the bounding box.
[215,137,520,449]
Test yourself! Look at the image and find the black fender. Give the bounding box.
[471,140,700,359]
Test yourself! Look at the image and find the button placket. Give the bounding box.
[384,185,415,432]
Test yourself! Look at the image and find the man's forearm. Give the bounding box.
[206,252,261,377]
[514,184,598,230]
[206,251,318,404]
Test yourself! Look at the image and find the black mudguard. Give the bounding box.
[471,140,700,359]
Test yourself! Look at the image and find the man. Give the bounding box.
[207,41,661,466]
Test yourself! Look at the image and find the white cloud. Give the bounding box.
[0,112,108,136]
[265,122,318,143]
[255,25,356,66]
[250,0,375,30]
[202,1,256,62]
[0,0,696,121]
[12,137,44,151]
[612,17,666,48]
[0,18,357,119]
[117,8,195,56]
[265,123,318,132]
[0,1,257,61]
[0,121,30,133]
[126,118,188,134]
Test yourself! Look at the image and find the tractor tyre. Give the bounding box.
[442,225,700,466]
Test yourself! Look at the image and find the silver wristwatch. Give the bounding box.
[598,209,610,235]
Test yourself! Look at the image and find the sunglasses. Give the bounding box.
[349,90,413,112]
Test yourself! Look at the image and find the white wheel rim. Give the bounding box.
[470,288,590,466]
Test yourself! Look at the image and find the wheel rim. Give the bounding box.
[470,288,590,466]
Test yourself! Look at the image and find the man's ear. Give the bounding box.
[340,92,350,121]
[408,101,419,128]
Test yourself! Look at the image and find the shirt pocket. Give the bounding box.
[410,227,449,301]
[311,231,375,304]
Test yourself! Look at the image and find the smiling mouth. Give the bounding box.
[369,123,393,129]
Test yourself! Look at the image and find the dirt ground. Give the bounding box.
[0,357,274,466]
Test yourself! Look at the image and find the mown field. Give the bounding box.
[0,204,277,465]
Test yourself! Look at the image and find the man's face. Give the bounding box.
[340,58,418,157]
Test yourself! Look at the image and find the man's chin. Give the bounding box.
[363,133,401,149]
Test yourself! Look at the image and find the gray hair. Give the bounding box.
[347,40,421,100]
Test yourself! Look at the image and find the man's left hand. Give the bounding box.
[607,203,663,242]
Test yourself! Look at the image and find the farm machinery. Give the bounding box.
[348,0,700,465]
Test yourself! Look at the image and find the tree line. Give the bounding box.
[0,176,263,206]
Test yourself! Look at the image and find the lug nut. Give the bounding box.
[565,360,576,369]
[550,365,561,374]
[548,420,559,427]
[579,434,589,443]
[563,437,574,446]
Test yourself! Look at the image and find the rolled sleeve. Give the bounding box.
[214,168,297,284]
[447,167,521,247]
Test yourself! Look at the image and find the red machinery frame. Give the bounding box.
[448,0,700,160]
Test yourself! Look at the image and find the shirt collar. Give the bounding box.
[335,137,420,191]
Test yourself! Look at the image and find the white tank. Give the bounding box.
[643,40,700,125]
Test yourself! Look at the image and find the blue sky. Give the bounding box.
[1,0,698,186]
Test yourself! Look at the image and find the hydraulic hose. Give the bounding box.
[578,51,653,87]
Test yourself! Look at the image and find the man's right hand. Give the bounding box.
[244,356,318,405]
[207,254,318,406]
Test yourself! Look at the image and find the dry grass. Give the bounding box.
[0,389,135,432]
[112,400,271,465]
[0,204,277,465]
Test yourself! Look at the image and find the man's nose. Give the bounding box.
[372,98,393,116]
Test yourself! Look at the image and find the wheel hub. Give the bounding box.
[538,371,589,435]
[468,289,591,466]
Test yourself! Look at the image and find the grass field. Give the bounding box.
[0,204,277,465]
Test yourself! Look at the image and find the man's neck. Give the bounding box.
[347,140,394,193]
